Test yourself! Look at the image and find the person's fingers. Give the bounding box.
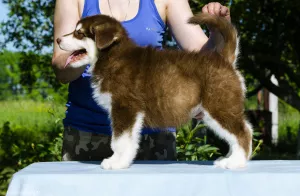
[221,6,231,21]
[203,3,231,21]
[202,4,209,13]
[207,3,216,15]
[213,2,222,15]
[220,6,228,16]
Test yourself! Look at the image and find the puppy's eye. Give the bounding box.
[74,30,85,39]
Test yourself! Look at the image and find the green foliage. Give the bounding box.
[17,52,68,103]
[176,119,265,161]
[0,0,67,103]
[0,51,68,103]
[0,121,63,195]
[2,0,300,111]
[229,0,300,111]
[278,100,300,141]
[0,100,64,195]
[186,0,300,111]
[0,0,54,52]
[0,50,21,100]
[251,132,264,158]
[0,100,65,130]
[0,0,299,194]
[176,121,221,161]
[0,121,63,166]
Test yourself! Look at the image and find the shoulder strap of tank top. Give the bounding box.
[82,0,100,18]
[142,0,165,28]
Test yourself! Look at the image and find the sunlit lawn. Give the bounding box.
[0,100,65,135]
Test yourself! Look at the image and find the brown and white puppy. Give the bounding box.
[57,13,253,170]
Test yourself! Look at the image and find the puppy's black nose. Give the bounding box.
[56,38,61,44]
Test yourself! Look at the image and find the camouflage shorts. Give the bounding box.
[61,126,177,161]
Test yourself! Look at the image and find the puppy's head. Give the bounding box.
[57,15,126,68]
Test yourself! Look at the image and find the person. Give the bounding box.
[51,0,231,161]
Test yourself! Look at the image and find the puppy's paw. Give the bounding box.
[100,156,131,170]
[214,156,247,169]
[101,158,115,170]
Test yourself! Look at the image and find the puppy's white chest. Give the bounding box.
[91,80,112,113]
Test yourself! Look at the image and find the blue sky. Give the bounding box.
[0,1,16,51]
[0,1,8,21]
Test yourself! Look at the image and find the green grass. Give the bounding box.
[245,95,300,140]
[0,100,65,135]
[245,95,259,110]
[278,100,300,141]
[1,98,299,140]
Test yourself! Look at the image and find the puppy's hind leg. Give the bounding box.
[202,110,253,169]
[101,105,144,170]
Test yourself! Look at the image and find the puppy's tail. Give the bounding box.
[188,13,239,66]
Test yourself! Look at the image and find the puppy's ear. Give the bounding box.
[90,25,119,50]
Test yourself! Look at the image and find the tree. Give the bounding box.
[230,0,300,111]
[0,51,21,100]
[0,0,54,52]
[0,0,67,103]
[1,0,300,111]
[192,0,300,111]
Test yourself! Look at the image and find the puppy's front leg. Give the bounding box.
[101,105,145,170]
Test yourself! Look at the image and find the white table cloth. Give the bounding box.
[6,160,300,196]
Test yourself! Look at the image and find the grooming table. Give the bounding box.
[6,160,300,196]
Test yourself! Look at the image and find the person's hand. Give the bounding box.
[202,2,231,22]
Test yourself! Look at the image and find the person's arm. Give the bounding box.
[51,0,87,84]
[166,0,230,52]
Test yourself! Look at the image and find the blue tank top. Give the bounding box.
[63,0,176,134]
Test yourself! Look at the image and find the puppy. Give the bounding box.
[57,13,253,170]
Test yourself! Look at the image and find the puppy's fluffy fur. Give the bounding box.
[58,13,253,170]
